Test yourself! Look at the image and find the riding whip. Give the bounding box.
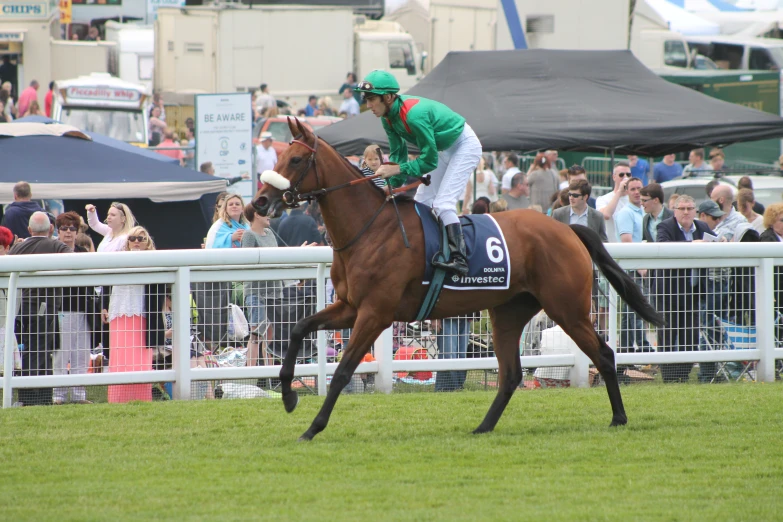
[378,147,410,249]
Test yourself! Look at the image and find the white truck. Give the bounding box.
[154,4,423,109]
[387,0,498,74]
[52,73,151,146]
[495,0,703,70]
[104,21,155,93]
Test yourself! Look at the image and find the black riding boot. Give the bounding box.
[433,223,469,276]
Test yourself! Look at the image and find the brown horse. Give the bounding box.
[253,118,664,441]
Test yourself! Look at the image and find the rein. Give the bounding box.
[281,134,429,252]
[331,177,431,252]
[331,199,388,252]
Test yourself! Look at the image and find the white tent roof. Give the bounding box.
[648,0,722,34]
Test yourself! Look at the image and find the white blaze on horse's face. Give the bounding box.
[260,170,291,190]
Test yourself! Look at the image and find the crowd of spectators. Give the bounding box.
[432,150,783,386]
[3,140,782,403]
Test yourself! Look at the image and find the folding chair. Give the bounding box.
[699,313,733,383]
[721,317,757,381]
[702,315,757,383]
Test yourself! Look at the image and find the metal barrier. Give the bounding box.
[726,160,778,172]
[1,244,781,407]
[580,156,614,187]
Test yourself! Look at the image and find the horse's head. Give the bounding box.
[253,117,320,218]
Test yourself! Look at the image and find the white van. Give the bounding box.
[53,73,151,146]
[686,36,783,71]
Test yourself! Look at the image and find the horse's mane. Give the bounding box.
[320,137,415,202]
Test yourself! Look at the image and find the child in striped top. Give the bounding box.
[360,144,387,190]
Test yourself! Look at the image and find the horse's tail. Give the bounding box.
[569,224,665,328]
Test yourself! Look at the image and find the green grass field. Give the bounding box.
[2,383,781,521]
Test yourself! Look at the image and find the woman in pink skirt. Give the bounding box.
[108,226,166,403]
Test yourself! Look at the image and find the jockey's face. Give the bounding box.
[365,94,394,118]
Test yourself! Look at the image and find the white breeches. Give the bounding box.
[414,123,482,226]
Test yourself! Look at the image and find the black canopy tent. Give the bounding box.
[317,49,783,156]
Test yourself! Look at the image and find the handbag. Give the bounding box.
[226,303,249,341]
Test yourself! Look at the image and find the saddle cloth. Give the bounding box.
[415,202,511,291]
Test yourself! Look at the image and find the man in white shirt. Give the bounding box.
[338,87,360,117]
[710,184,746,241]
[255,83,276,112]
[595,161,631,243]
[683,148,713,177]
[255,132,278,175]
[500,153,521,194]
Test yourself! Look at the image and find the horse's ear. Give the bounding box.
[287,117,298,138]
[295,117,309,139]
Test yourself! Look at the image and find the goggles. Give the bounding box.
[356,81,374,91]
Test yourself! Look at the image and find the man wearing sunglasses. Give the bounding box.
[596,161,632,243]
[551,179,607,242]
[552,178,609,334]
[356,70,482,276]
[565,166,596,208]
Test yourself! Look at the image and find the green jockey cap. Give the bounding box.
[356,70,400,96]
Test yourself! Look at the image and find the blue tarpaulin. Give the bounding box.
[15,115,180,165]
[1,120,224,203]
[0,120,226,248]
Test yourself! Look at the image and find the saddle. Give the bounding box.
[414,203,511,320]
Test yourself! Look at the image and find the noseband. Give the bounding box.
[281,135,321,207]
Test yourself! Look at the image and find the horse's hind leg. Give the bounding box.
[473,294,541,434]
[557,318,627,427]
[299,310,387,441]
[281,301,356,413]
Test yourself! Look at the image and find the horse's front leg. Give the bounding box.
[281,300,356,413]
[299,311,388,441]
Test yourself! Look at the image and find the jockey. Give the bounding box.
[356,70,482,276]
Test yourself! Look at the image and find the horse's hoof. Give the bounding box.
[298,432,314,442]
[282,391,299,413]
[610,416,628,427]
[472,426,493,435]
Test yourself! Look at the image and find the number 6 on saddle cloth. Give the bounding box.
[415,202,511,320]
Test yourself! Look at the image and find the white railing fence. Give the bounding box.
[1,244,782,407]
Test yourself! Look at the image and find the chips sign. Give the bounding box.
[59,0,71,24]
[66,86,142,102]
[0,3,47,17]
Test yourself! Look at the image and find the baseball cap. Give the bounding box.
[260,132,273,141]
[697,200,725,217]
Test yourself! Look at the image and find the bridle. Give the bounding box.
[281,134,321,208]
[275,133,388,252]
[276,132,424,252]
